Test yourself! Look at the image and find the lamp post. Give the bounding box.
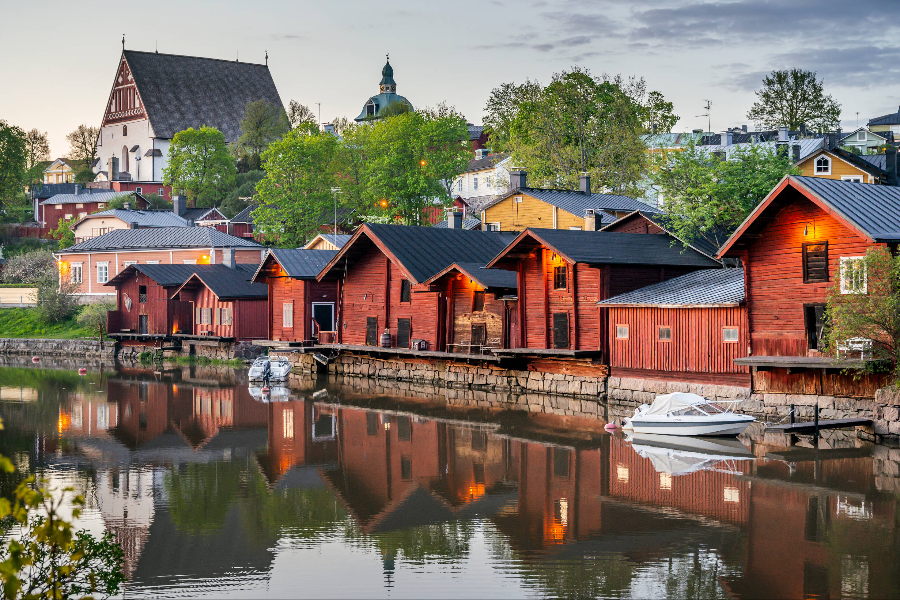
[330,187,342,235]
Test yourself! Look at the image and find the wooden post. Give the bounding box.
[814,404,820,439]
[790,404,795,424]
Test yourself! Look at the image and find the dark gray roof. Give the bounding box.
[464,153,509,173]
[124,50,284,142]
[82,209,188,227]
[178,267,268,299]
[344,224,518,284]
[181,207,225,221]
[461,194,499,215]
[58,226,263,253]
[599,268,744,306]
[602,211,723,260]
[32,183,84,200]
[432,218,481,230]
[260,248,339,279]
[468,124,485,141]
[500,188,660,217]
[858,154,888,170]
[144,148,163,157]
[230,205,255,224]
[106,263,257,287]
[426,262,516,289]
[789,176,900,242]
[868,106,900,127]
[504,229,721,267]
[40,190,132,205]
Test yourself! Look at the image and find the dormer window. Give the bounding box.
[815,155,831,175]
[366,101,376,117]
[857,130,866,141]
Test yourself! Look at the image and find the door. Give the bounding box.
[507,304,519,348]
[139,314,148,335]
[397,318,411,348]
[312,303,335,334]
[366,317,378,346]
[805,304,826,350]
[552,312,569,349]
[471,323,486,347]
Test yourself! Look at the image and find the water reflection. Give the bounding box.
[0,362,898,599]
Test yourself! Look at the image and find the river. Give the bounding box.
[0,360,897,599]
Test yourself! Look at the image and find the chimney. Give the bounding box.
[107,157,119,181]
[173,195,186,216]
[186,218,195,227]
[721,131,733,147]
[130,221,139,229]
[222,248,235,269]
[887,147,898,186]
[509,170,526,190]
[799,123,807,136]
[778,126,789,142]
[584,209,601,231]
[73,185,80,196]
[448,210,463,229]
[741,125,748,133]
[792,144,801,163]
[579,174,591,195]
[123,202,131,211]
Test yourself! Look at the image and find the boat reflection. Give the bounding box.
[626,432,755,476]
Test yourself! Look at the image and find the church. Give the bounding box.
[354,57,414,121]
[94,47,284,184]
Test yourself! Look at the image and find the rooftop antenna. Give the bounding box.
[316,102,321,130]
[122,34,125,51]
[265,50,268,66]
[696,100,711,133]
[856,111,859,128]
[155,40,158,53]
[236,49,239,62]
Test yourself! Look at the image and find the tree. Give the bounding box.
[824,247,900,382]
[219,170,265,217]
[650,140,798,249]
[163,126,236,207]
[1,249,57,284]
[23,129,50,184]
[36,274,79,323]
[642,90,679,134]
[50,217,75,249]
[747,69,841,131]
[65,125,99,167]
[288,100,318,132]
[0,120,27,211]
[238,100,290,157]
[253,129,341,245]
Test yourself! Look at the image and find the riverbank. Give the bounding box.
[0,337,115,360]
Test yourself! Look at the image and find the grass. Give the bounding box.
[0,284,38,288]
[162,355,245,367]
[0,307,98,339]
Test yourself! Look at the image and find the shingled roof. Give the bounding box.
[123,50,284,142]
[598,268,744,307]
[58,226,262,253]
[252,248,339,282]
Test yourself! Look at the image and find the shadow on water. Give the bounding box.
[0,357,898,598]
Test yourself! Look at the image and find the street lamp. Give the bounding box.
[330,187,342,235]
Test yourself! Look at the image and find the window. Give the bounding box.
[724,486,740,503]
[397,318,411,348]
[78,212,86,219]
[552,312,569,349]
[514,196,523,203]
[123,260,137,267]
[71,263,82,284]
[553,265,567,290]
[487,222,500,231]
[616,325,629,339]
[616,464,629,483]
[366,412,378,436]
[857,130,866,141]
[283,408,294,439]
[805,304,826,350]
[400,457,413,480]
[570,226,582,230]
[841,175,864,183]
[55,204,62,209]
[840,257,867,294]
[396,416,411,441]
[400,279,411,303]
[123,125,127,136]
[815,155,831,174]
[659,472,672,490]
[473,176,478,190]
[96,263,109,283]
[98,203,106,208]
[146,260,159,264]
[457,180,462,192]
[553,448,570,478]
[138,285,147,303]
[158,188,165,196]
[76,203,83,209]
[135,187,142,194]
[803,242,829,283]
[221,308,232,326]
[202,308,212,324]
[283,303,293,328]
[473,290,485,312]
[658,326,672,341]
[723,327,739,342]
[64,213,72,220]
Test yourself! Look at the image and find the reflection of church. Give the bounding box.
[354,56,414,121]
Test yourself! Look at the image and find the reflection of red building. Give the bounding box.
[259,401,339,484]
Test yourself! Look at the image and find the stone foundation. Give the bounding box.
[0,338,115,361]
[116,340,264,362]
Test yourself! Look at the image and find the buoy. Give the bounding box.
[78,368,87,376]
[261,386,270,394]
[604,422,618,431]
[32,356,40,363]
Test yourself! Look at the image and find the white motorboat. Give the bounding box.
[622,392,755,437]
[268,357,292,380]
[248,357,270,380]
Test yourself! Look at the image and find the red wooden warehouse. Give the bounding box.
[485,229,721,358]
[172,267,269,341]
[251,248,340,343]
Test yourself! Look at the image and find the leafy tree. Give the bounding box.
[238,100,290,156]
[747,69,841,131]
[288,100,318,132]
[163,126,236,207]
[1,249,57,284]
[254,129,341,245]
[643,90,679,134]
[219,170,264,217]
[0,120,27,211]
[65,125,99,168]
[23,129,50,184]
[77,301,114,331]
[651,140,798,249]
[50,217,75,249]
[824,247,900,382]
[36,274,79,323]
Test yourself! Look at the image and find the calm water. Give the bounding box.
[0,361,898,599]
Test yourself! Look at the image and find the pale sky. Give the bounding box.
[2,0,899,158]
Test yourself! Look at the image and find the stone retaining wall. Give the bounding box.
[606,376,753,422]
[0,338,115,360]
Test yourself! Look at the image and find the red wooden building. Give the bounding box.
[485,229,721,357]
[599,268,750,386]
[601,209,725,262]
[39,189,147,231]
[718,175,899,395]
[317,222,516,351]
[251,249,340,343]
[173,267,268,341]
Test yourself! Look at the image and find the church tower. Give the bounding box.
[355,55,413,122]
[379,57,396,94]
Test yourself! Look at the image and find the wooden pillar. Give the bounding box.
[384,257,391,334]
[543,249,550,349]
[336,275,343,344]
[517,265,526,348]
[570,262,579,350]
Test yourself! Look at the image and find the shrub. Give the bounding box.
[36,276,79,323]
[77,301,114,335]
[1,249,56,284]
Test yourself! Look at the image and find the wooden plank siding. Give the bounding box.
[109,271,192,335]
[254,258,339,343]
[177,285,268,341]
[427,271,516,351]
[481,192,586,232]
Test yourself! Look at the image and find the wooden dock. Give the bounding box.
[767,418,872,433]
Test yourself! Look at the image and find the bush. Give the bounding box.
[1,249,57,284]
[36,276,79,323]
[77,301,114,333]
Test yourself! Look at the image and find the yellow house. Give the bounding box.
[304,233,352,251]
[42,158,80,184]
[479,171,658,232]
[796,148,886,185]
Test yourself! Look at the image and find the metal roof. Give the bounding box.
[423,262,517,289]
[464,153,510,173]
[791,176,900,242]
[40,190,132,206]
[491,188,659,217]
[105,263,257,287]
[858,154,888,170]
[181,207,225,221]
[599,268,744,306]
[230,205,256,224]
[58,226,263,253]
[868,106,900,126]
[701,137,824,161]
[263,248,339,279]
[467,124,485,141]
[176,267,268,300]
[354,92,413,121]
[432,218,482,230]
[123,50,283,142]
[600,211,726,261]
[82,209,188,227]
[32,183,87,200]
[317,234,352,248]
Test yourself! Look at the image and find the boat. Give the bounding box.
[625,432,755,476]
[248,385,292,402]
[268,356,293,379]
[248,357,270,380]
[622,392,755,437]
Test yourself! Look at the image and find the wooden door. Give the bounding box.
[365,317,378,346]
[552,312,569,349]
[507,304,519,348]
[397,318,411,348]
[139,314,148,335]
[471,323,486,347]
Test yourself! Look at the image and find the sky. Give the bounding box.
[3,0,900,158]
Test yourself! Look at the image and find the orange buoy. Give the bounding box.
[604,422,618,431]
[261,386,270,394]
[78,368,87,376]
[32,356,40,363]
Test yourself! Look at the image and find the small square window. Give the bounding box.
[158,188,164,196]
[616,325,628,339]
[815,155,831,174]
[135,187,142,194]
[553,265,567,290]
[723,327,739,342]
[658,326,672,341]
[514,196,523,203]
[487,222,500,231]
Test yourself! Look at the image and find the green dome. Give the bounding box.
[380,59,395,86]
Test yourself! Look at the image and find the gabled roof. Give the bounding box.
[318,223,518,284]
[432,218,482,230]
[57,226,263,253]
[422,261,517,289]
[719,175,900,257]
[840,127,889,143]
[458,194,500,215]
[31,183,81,200]
[464,153,510,173]
[252,248,339,282]
[40,190,133,206]
[181,207,226,221]
[487,187,660,218]
[467,124,485,141]
[801,147,887,179]
[122,50,284,142]
[858,154,888,170]
[303,233,353,250]
[486,229,721,269]
[868,106,900,127]
[599,211,723,260]
[598,268,744,307]
[105,263,257,287]
[78,209,188,228]
[230,205,256,224]
[174,267,267,300]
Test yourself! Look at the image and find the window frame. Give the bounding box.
[400,279,411,303]
[722,326,739,343]
[553,265,567,290]
[814,155,831,175]
[283,302,294,328]
[658,326,672,342]
[70,263,83,284]
[841,175,864,183]
[615,325,629,339]
[472,290,485,312]
[840,256,867,294]
[487,222,500,231]
[96,262,109,284]
[802,241,829,284]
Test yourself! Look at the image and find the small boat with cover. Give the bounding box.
[622,392,755,437]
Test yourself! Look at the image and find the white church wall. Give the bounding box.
[96,117,154,180]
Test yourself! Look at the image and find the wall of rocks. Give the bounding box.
[0,338,116,361]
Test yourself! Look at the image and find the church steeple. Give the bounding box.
[379,54,396,94]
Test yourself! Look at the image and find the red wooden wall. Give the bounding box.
[179,285,267,341]
[258,261,339,342]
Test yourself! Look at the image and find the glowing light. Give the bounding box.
[380,200,389,208]
[420,160,427,166]
[57,412,71,434]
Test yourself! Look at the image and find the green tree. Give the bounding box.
[253,129,341,245]
[219,170,265,217]
[36,274,79,323]
[65,125,99,169]
[1,249,57,284]
[288,100,318,132]
[49,218,75,249]
[747,69,841,131]
[238,100,290,157]
[23,129,50,185]
[824,247,900,382]
[643,90,679,134]
[163,126,236,207]
[651,140,798,249]
[0,120,27,211]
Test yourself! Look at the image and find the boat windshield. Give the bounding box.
[252,358,269,366]
[669,406,706,417]
[669,403,727,417]
[696,402,727,414]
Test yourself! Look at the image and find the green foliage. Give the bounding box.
[824,247,900,383]
[36,276,79,324]
[76,301,114,331]
[219,170,264,218]
[254,129,342,245]
[747,69,841,131]
[0,308,96,339]
[97,193,143,211]
[1,250,57,284]
[0,121,27,212]
[73,166,95,184]
[0,239,54,260]
[49,218,74,250]
[238,100,290,157]
[65,125,99,169]
[287,100,318,133]
[651,140,799,249]
[163,126,236,206]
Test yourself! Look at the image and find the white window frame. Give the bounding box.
[841,175,864,183]
[840,256,867,294]
[71,262,83,284]
[723,327,739,342]
[616,325,629,339]
[135,187,142,194]
[514,196,523,203]
[311,302,335,333]
[857,130,866,141]
[64,213,72,220]
[96,262,109,284]
[146,260,159,264]
[123,260,137,267]
[815,155,831,175]
[183,260,197,265]
[283,302,294,328]
[487,222,501,231]
[158,187,164,196]
[473,176,478,190]
[76,203,83,209]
